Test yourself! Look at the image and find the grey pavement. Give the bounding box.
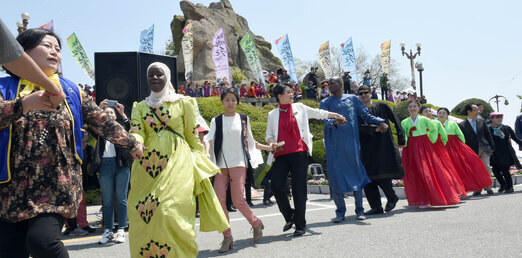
[65,184,522,258]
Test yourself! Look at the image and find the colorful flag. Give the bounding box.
[240,32,265,87]
[40,20,54,31]
[340,37,358,84]
[139,24,154,53]
[212,28,230,83]
[67,33,94,81]
[319,41,332,78]
[275,34,298,83]
[181,23,193,81]
[380,40,391,75]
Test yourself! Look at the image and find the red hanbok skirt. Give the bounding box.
[444,135,493,192]
[401,128,461,206]
[433,138,467,197]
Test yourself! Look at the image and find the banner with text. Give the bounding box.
[319,41,333,78]
[275,34,298,83]
[380,40,391,75]
[212,28,230,82]
[240,32,264,87]
[139,24,154,53]
[341,37,358,84]
[181,23,193,81]
[67,33,94,81]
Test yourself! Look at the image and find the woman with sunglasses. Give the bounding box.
[266,83,344,236]
[488,112,522,193]
[435,108,492,193]
[401,100,461,208]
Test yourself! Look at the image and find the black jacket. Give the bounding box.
[489,125,522,169]
[90,118,132,174]
[458,117,494,155]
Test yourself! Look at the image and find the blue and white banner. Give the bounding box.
[275,34,298,83]
[139,24,154,53]
[341,37,358,83]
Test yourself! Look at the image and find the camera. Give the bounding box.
[107,100,118,107]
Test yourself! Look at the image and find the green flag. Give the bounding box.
[67,33,95,81]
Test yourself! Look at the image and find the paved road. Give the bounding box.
[65,184,522,257]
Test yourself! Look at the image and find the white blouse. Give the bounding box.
[205,113,263,169]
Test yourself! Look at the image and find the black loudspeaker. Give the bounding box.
[94,52,177,116]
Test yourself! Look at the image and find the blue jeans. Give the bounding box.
[331,190,364,217]
[99,157,130,230]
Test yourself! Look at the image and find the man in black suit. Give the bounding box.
[458,103,495,195]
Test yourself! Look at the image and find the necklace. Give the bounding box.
[279,107,288,112]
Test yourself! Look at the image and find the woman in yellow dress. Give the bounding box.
[128,62,228,257]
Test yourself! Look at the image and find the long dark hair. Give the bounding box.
[3,28,62,78]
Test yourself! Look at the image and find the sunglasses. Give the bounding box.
[358,91,371,96]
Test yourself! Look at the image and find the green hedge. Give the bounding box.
[451,98,494,119]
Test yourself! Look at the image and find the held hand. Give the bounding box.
[376,122,389,133]
[269,142,279,153]
[131,144,148,160]
[47,90,66,108]
[22,90,56,112]
[334,114,347,126]
[99,99,109,109]
[116,103,126,117]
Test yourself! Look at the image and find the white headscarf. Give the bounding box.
[145,62,183,108]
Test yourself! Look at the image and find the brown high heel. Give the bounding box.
[252,220,264,242]
[218,236,233,253]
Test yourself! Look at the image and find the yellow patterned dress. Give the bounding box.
[128,98,229,258]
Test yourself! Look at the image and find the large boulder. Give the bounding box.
[171,0,282,85]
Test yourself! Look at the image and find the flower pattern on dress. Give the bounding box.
[139,240,171,257]
[139,149,168,178]
[136,193,160,224]
[0,85,138,222]
[130,122,143,133]
[144,107,172,134]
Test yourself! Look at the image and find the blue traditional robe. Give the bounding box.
[320,94,384,193]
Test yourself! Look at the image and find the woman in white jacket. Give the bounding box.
[265,84,345,236]
[205,89,273,252]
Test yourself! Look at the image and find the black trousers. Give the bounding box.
[492,165,513,189]
[0,213,68,258]
[270,152,308,230]
[262,169,273,201]
[381,87,388,100]
[363,179,398,210]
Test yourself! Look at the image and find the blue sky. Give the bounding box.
[3,0,521,125]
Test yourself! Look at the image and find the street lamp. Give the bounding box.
[488,95,509,112]
[400,43,421,91]
[415,61,426,103]
[17,13,30,35]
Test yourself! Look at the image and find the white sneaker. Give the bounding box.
[114,229,126,243]
[99,229,114,244]
[69,227,89,237]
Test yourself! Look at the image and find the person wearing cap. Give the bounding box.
[211,85,220,97]
[203,81,211,97]
[458,103,495,195]
[320,82,330,100]
[268,72,278,84]
[489,112,522,193]
[279,69,290,84]
[363,69,371,87]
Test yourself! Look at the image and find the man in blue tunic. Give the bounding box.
[320,77,388,222]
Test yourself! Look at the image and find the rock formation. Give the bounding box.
[171,0,282,85]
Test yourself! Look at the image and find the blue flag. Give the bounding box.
[341,37,358,84]
[139,24,154,53]
[275,34,298,83]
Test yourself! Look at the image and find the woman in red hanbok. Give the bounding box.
[401,101,461,207]
[436,108,492,192]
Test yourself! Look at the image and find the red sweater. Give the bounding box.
[275,104,308,158]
